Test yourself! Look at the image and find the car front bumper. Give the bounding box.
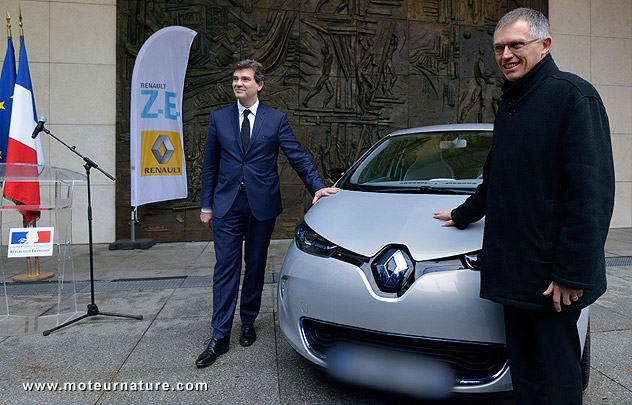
[278,242,513,393]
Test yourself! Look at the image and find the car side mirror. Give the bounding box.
[329,168,347,183]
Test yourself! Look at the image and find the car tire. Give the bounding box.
[581,320,590,391]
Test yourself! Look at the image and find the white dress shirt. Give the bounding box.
[237,99,259,138]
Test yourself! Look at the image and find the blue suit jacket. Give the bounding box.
[201,102,325,221]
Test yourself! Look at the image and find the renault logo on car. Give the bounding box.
[371,247,414,293]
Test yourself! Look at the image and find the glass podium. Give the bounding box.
[0,163,85,335]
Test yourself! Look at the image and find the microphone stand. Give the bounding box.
[40,126,143,336]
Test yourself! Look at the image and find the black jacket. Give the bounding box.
[451,54,614,311]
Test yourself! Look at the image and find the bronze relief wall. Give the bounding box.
[116,0,547,242]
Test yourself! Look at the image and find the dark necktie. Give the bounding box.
[241,109,251,150]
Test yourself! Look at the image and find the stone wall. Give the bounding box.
[116,0,547,241]
[0,0,116,244]
[550,0,632,227]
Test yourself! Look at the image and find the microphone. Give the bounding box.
[32,116,48,139]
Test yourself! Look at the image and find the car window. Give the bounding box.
[345,131,492,191]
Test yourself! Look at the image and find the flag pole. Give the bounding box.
[18,5,22,37]
[131,207,136,240]
[6,8,11,37]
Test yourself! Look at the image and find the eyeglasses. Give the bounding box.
[492,38,542,55]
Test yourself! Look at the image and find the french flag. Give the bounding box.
[3,35,44,223]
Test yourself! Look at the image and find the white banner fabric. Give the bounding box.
[130,26,196,207]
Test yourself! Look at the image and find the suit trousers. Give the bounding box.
[503,305,583,405]
[210,189,276,340]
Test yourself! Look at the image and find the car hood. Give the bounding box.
[304,189,484,261]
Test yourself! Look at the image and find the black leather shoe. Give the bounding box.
[195,338,229,368]
[239,323,256,346]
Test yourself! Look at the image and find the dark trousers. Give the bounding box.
[210,189,276,340]
[503,305,583,405]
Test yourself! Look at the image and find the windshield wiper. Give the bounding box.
[371,186,474,195]
[340,183,363,191]
[340,183,386,192]
[341,182,475,194]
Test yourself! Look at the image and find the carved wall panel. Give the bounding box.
[116,0,548,241]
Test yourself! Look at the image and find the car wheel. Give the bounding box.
[581,320,590,391]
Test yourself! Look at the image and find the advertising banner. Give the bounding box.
[130,26,197,207]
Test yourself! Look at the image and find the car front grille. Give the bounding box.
[300,318,508,385]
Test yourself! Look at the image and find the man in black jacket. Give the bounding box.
[434,8,614,405]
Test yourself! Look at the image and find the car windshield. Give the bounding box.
[342,130,492,193]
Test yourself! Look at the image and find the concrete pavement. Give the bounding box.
[0,231,631,404]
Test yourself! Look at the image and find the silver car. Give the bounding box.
[278,124,590,397]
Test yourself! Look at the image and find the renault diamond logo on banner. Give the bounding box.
[140,131,183,176]
[152,134,174,164]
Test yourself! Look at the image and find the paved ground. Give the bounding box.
[0,230,631,404]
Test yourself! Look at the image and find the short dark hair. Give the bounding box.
[495,7,550,41]
[233,59,266,84]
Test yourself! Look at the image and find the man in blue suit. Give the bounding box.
[196,60,338,367]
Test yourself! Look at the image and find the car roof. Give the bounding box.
[387,123,494,137]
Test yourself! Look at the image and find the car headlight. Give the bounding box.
[461,252,481,270]
[295,222,337,258]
